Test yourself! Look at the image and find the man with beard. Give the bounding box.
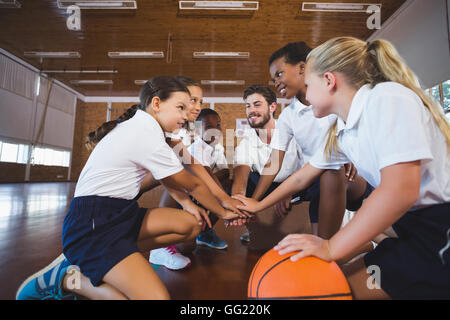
[248,42,372,239]
[232,84,303,243]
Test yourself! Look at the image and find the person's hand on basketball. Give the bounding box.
[182,200,212,230]
[274,234,333,262]
[231,194,262,213]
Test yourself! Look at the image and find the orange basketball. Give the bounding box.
[248,249,352,300]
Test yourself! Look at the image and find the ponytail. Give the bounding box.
[85,75,190,150]
[85,104,139,150]
[307,37,450,159]
[368,39,450,147]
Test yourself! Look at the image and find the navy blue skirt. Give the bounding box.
[364,202,450,299]
[62,196,148,286]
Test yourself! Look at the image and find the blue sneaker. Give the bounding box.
[16,254,77,300]
[196,229,228,250]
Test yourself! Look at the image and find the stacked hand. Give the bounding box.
[220,196,254,226]
[231,194,261,213]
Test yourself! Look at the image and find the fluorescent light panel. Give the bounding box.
[70,80,113,85]
[201,80,245,85]
[179,1,258,10]
[57,1,137,9]
[108,51,164,58]
[24,51,81,58]
[42,69,117,74]
[0,0,21,8]
[302,2,381,12]
[193,51,249,59]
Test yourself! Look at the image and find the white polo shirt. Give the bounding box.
[270,97,336,165]
[234,123,303,183]
[75,110,184,200]
[187,137,228,170]
[165,126,195,147]
[310,82,450,210]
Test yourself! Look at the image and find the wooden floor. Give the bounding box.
[0,182,263,300]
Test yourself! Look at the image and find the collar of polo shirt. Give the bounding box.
[336,84,371,136]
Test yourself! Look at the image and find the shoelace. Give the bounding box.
[165,245,179,255]
[41,287,77,300]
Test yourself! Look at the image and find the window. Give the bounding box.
[428,79,450,122]
[442,80,449,112]
[428,79,449,111]
[31,146,71,167]
[0,142,19,163]
[0,140,71,167]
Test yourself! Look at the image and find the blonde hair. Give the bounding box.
[306,36,450,160]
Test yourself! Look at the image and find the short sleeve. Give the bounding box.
[212,144,229,170]
[366,92,433,170]
[135,140,184,180]
[270,110,293,151]
[187,140,214,168]
[165,128,192,146]
[309,139,348,170]
[234,139,253,168]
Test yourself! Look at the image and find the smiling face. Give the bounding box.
[186,85,203,122]
[147,91,190,132]
[269,57,306,99]
[304,60,334,118]
[245,93,274,129]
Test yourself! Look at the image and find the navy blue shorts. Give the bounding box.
[364,202,450,299]
[245,172,373,223]
[296,179,374,223]
[62,196,148,286]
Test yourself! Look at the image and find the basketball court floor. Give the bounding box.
[0,182,262,300]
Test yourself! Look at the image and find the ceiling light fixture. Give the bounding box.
[108,51,165,59]
[193,51,249,59]
[70,80,113,85]
[24,51,81,59]
[179,1,258,11]
[42,69,118,74]
[134,80,147,85]
[201,80,245,85]
[302,2,381,12]
[57,1,137,9]
[0,0,21,8]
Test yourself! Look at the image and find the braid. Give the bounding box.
[84,76,190,151]
[85,104,139,150]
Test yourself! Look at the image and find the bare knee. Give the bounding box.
[187,215,202,240]
[175,213,202,239]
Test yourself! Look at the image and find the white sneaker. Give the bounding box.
[149,245,191,270]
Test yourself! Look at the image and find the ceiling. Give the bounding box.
[0,0,407,97]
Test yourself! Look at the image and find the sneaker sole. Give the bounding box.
[149,257,191,271]
[195,239,228,250]
[15,253,66,300]
[166,262,191,271]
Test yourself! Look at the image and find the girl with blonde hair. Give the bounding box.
[234,37,450,299]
